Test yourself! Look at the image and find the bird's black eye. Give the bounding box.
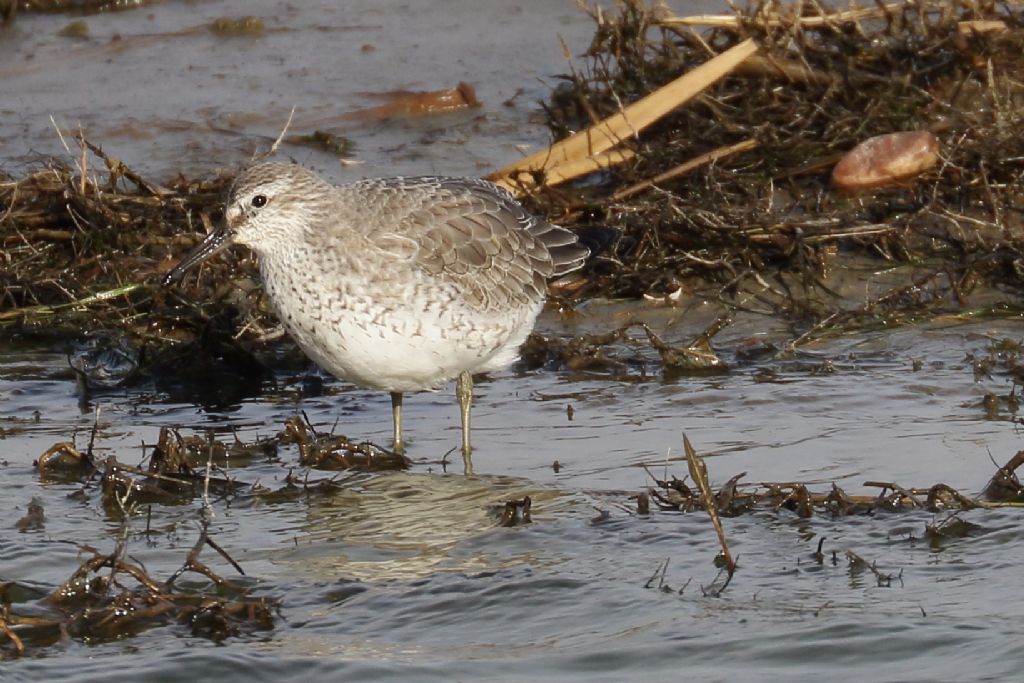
[251,194,268,208]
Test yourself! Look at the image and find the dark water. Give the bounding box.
[5,0,1024,680]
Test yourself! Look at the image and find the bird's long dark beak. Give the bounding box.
[161,224,234,286]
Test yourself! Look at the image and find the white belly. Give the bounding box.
[267,274,542,392]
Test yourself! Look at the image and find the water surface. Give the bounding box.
[4,1,1024,681]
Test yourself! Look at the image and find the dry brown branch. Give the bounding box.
[494,149,637,194]
[734,53,836,86]
[658,3,906,28]
[0,606,25,657]
[611,138,758,201]
[683,434,736,576]
[957,20,1007,35]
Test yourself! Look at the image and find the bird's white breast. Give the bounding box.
[259,250,542,393]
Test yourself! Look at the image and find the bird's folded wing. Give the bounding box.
[376,178,562,310]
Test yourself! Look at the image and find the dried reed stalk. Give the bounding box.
[489,38,759,189]
[683,434,736,576]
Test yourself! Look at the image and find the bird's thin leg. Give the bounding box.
[390,391,405,454]
[456,371,473,468]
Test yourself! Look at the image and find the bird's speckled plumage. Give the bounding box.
[164,161,589,454]
[213,161,588,391]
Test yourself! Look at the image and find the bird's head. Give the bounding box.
[162,162,330,285]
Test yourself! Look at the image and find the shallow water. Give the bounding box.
[5,1,1024,681]
[1,0,597,180]
[5,307,1024,681]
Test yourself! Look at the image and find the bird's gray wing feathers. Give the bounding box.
[369,177,588,310]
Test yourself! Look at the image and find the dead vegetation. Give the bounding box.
[637,432,1024,595]
[0,414,417,657]
[504,0,1024,343]
[37,416,411,491]
[0,527,275,657]
[646,446,1024,519]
